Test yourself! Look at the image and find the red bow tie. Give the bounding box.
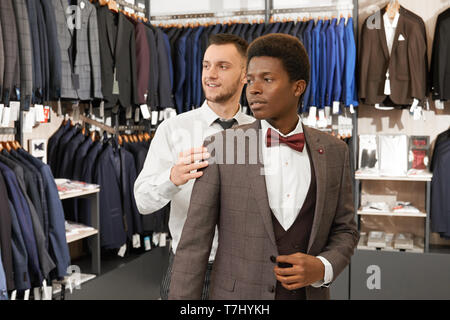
[266,128,305,152]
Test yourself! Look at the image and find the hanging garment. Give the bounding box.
[430,8,450,101]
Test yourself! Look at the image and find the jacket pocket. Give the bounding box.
[214,276,236,292]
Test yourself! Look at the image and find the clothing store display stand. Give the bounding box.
[355,173,432,252]
[60,188,101,275]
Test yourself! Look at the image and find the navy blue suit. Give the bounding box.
[18,149,70,279]
[154,26,174,109]
[0,162,43,285]
[8,199,31,290]
[94,143,126,249]
[47,120,71,173]
[175,28,193,113]
[431,139,450,238]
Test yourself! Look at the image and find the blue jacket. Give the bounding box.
[0,248,7,300]
[343,17,359,107]
[319,20,329,108]
[174,28,193,113]
[301,20,314,113]
[309,19,322,108]
[326,18,337,107]
[333,18,346,104]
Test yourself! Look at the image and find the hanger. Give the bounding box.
[105,0,118,13]
[2,142,11,152]
[387,0,400,20]
[13,141,21,150]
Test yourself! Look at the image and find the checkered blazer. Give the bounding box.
[53,0,102,100]
[12,0,33,109]
[0,0,20,104]
[169,121,359,300]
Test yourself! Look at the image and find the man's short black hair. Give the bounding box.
[208,33,249,58]
[247,33,310,85]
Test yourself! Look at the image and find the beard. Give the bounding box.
[203,77,242,104]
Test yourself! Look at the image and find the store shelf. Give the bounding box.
[357,210,427,218]
[59,188,101,200]
[355,173,432,181]
[357,246,424,253]
[66,228,99,243]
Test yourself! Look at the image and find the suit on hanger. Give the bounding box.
[7,199,31,290]
[359,6,427,105]
[0,161,43,285]
[0,172,14,291]
[94,143,127,249]
[431,9,450,101]
[431,140,450,238]
[25,0,42,103]
[39,0,62,100]
[143,25,159,109]
[174,27,193,113]
[53,0,102,101]
[310,19,322,108]
[12,0,33,110]
[319,20,329,108]
[343,17,358,108]
[0,0,20,105]
[333,18,345,105]
[301,20,314,113]
[0,22,4,101]
[36,1,49,102]
[19,149,71,279]
[169,121,358,300]
[97,7,136,109]
[325,18,337,107]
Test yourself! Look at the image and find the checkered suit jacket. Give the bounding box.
[12,0,33,110]
[53,0,102,100]
[0,0,20,104]
[169,120,358,300]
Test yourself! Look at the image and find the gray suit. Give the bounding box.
[12,0,33,110]
[0,0,20,104]
[53,0,102,100]
[169,121,358,300]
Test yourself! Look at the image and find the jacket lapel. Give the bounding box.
[303,126,327,253]
[377,11,390,61]
[390,10,405,60]
[247,120,277,246]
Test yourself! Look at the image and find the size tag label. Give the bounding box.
[140,104,151,119]
[332,101,340,114]
[1,107,11,127]
[10,101,20,121]
[35,104,45,122]
[117,244,127,257]
[112,68,120,95]
[144,236,151,251]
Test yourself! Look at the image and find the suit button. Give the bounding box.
[268,285,275,293]
[270,255,276,263]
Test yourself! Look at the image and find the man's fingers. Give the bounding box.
[276,254,301,266]
[274,266,299,276]
[178,153,210,165]
[183,171,204,181]
[179,147,208,158]
[184,161,209,172]
[281,282,304,291]
[275,274,302,285]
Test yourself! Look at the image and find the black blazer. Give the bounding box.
[97,7,137,110]
[431,9,450,101]
[25,0,42,102]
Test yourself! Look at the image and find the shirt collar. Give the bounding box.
[383,11,400,29]
[200,100,248,127]
[261,115,303,138]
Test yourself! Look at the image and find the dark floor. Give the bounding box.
[64,246,170,300]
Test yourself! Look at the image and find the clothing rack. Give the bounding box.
[116,0,146,14]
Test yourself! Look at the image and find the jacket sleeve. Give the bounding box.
[88,6,103,99]
[318,144,359,282]
[408,23,427,101]
[358,18,371,101]
[133,120,179,214]
[168,161,220,300]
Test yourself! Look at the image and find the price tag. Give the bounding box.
[35,104,45,122]
[1,107,11,127]
[140,104,151,119]
[10,101,20,121]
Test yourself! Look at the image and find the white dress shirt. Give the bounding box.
[134,101,254,262]
[261,117,333,287]
[384,11,400,56]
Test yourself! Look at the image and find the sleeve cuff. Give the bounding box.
[157,167,181,197]
[311,256,334,288]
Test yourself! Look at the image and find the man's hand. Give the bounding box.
[170,147,210,186]
[274,252,325,290]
